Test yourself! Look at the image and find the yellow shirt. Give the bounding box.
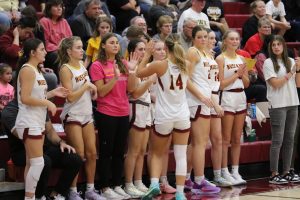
[86,36,101,62]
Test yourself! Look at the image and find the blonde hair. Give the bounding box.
[57,36,82,67]
[221,29,240,52]
[156,15,173,31]
[165,34,187,73]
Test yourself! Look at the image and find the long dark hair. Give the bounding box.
[268,35,291,73]
[127,38,144,54]
[15,38,43,93]
[44,0,64,20]
[97,33,127,74]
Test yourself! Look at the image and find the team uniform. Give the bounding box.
[15,64,48,141]
[60,63,93,126]
[186,47,212,120]
[208,55,221,117]
[129,79,152,131]
[154,59,190,136]
[220,54,247,114]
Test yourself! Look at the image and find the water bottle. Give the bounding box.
[249,129,256,142]
[251,103,256,119]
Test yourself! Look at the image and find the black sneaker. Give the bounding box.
[283,172,300,183]
[269,174,288,185]
[289,169,300,178]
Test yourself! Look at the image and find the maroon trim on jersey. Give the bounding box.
[173,127,191,133]
[225,88,244,92]
[224,109,247,115]
[190,105,211,121]
[23,128,45,142]
[62,114,90,127]
[158,77,164,91]
[211,114,220,118]
[153,125,171,137]
[212,91,219,94]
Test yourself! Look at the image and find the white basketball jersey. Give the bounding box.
[61,63,93,118]
[223,54,245,90]
[15,64,48,130]
[208,56,220,92]
[155,59,190,124]
[129,78,151,103]
[186,47,211,107]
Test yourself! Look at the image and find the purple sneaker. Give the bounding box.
[184,179,194,190]
[191,179,221,195]
[69,191,83,200]
[85,189,107,200]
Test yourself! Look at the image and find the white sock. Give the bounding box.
[194,176,204,184]
[232,165,239,175]
[134,180,143,187]
[214,170,221,178]
[221,168,229,175]
[176,185,184,193]
[160,176,168,184]
[150,178,159,185]
[125,182,134,189]
[70,187,77,193]
[86,183,94,191]
[186,173,191,180]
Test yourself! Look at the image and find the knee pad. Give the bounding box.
[25,157,44,193]
[174,145,187,176]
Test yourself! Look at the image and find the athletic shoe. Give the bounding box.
[85,189,107,200]
[101,188,123,199]
[269,174,289,185]
[175,192,187,200]
[184,179,194,190]
[289,169,300,179]
[114,186,131,199]
[191,179,221,195]
[52,194,65,200]
[141,182,161,200]
[125,184,145,198]
[213,176,233,187]
[68,191,83,200]
[160,182,176,193]
[231,173,247,185]
[36,196,47,200]
[283,172,300,183]
[135,182,148,193]
[222,172,239,186]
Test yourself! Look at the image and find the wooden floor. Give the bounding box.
[1,178,300,199]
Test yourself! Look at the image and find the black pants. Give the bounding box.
[94,111,129,188]
[11,145,83,198]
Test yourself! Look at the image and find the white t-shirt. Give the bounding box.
[266,0,286,19]
[263,58,299,109]
[177,8,210,33]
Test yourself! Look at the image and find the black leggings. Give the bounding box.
[94,111,129,188]
[12,145,83,198]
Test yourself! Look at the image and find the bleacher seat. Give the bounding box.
[223,2,250,15]
[225,14,251,29]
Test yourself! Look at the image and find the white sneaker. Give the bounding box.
[135,182,148,193]
[102,188,123,200]
[114,186,131,199]
[222,172,239,186]
[125,184,145,198]
[231,173,247,185]
[53,194,65,200]
[213,176,233,187]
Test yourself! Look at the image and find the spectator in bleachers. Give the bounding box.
[242,0,266,47]
[177,0,210,33]
[148,0,180,34]
[152,15,173,41]
[178,18,197,51]
[202,0,229,41]
[244,16,272,57]
[282,0,300,42]
[263,35,300,184]
[40,0,72,75]
[2,97,83,200]
[70,0,101,50]
[266,0,290,36]
[0,0,20,31]
[62,0,81,20]
[107,0,140,33]
[0,16,36,70]
[139,0,153,20]
[89,33,137,199]
[122,16,148,37]
[85,16,113,68]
